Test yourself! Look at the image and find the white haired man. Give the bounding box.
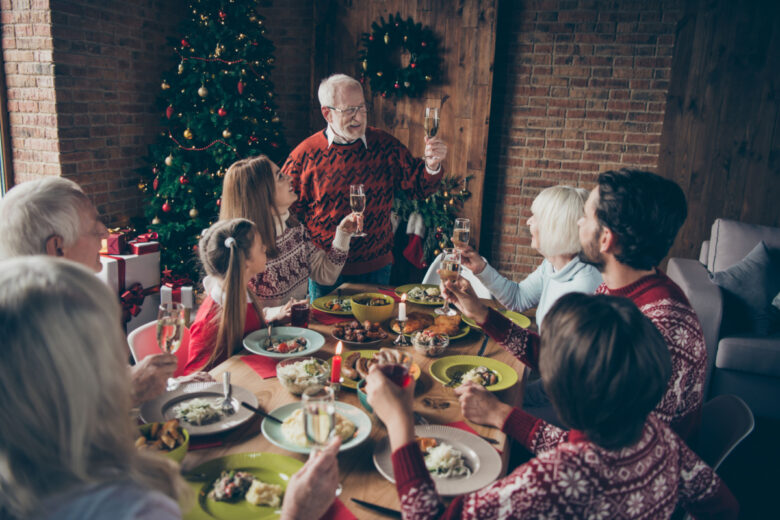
[282,73,448,298]
[0,177,210,405]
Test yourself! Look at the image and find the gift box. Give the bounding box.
[97,251,161,333]
[128,231,160,255]
[100,228,132,255]
[161,284,194,308]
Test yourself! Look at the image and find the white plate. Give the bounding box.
[373,425,502,496]
[243,327,326,359]
[261,401,372,454]
[139,382,258,436]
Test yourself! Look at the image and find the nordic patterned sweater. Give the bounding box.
[391,413,737,519]
[481,270,706,442]
[281,127,442,275]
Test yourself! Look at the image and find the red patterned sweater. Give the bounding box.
[481,270,706,441]
[282,127,442,275]
[391,413,737,519]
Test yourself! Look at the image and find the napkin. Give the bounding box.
[188,440,223,451]
[312,307,348,325]
[376,288,402,302]
[241,354,280,379]
[320,499,358,520]
[446,421,502,454]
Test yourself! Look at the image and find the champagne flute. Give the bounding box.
[302,385,342,495]
[349,184,367,237]
[156,302,185,391]
[452,218,471,249]
[436,248,461,316]
[424,107,440,138]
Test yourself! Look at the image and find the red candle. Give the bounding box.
[331,341,343,383]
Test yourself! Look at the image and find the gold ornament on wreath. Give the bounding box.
[359,13,440,98]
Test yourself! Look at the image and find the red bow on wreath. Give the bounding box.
[120,283,160,324]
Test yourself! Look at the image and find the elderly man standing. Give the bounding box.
[0,177,209,406]
[283,73,448,298]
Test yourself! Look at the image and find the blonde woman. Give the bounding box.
[184,218,267,374]
[0,256,188,519]
[219,155,357,318]
[460,186,601,328]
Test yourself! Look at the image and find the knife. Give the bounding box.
[240,401,283,424]
[476,334,490,357]
[350,498,402,518]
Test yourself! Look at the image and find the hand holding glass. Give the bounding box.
[156,302,185,391]
[302,384,343,496]
[436,248,461,316]
[452,218,471,249]
[349,184,367,237]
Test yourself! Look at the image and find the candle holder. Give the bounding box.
[394,318,411,346]
[330,381,342,394]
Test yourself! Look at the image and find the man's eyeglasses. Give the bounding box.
[327,105,368,117]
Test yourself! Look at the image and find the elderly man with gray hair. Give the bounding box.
[0,177,211,405]
[282,73,448,298]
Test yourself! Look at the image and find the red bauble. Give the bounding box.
[421,41,427,47]
[271,142,279,148]
[369,35,374,41]
[237,80,245,94]
[217,106,227,117]
[181,39,189,47]
[216,198,221,207]
[153,177,159,190]
[178,175,188,185]
[192,244,198,252]
[394,82,400,89]
[218,10,226,19]
[165,105,174,119]
[152,166,158,174]
[162,201,172,213]
[410,63,416,69]
[381,92,387,98]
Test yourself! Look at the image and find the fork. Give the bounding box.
[265,321,274,349]
[219,372,234,415]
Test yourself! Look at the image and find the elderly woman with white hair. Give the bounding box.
[0,257,340,520]
[461,185,602,328]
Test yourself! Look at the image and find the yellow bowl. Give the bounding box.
[349,292,396,324]
[138,423,189,464]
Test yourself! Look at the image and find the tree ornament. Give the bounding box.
[434,249,440,256]
[152,216,161,225]
[435,232,442,240]
[436,226,443,233]
[218,106,227,117]
[222,129,232,138]
[153,177,159,190]
[166,105,174,119]
[421,41,427,47]
[189,208,199,218]
[219,10,226,19]
[152,166,158,174]
[410,63,416,69]
[394,82,400,89]
[164,155,173,166]
[179,175,188,185]
[439,241,446,249]
[444,191,449,197]
[237,80,245,94]
[198,85,208,97]
[362,60,368,71]
[384,33,390,44]
[138,182,147,191]
[178,63,184,74]
[162,201,172,213]
[183,128,193,140]
[449,198,455,205]
[161,80,170,90]
[216,198,221,207]
[181,39,189,47]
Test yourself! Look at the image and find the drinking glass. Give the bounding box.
[290,296,310,328]
[424,107,440,139]
[156,302,185,391]
[349,184,367,237]
[302,384,343,495]
[436,248,461,316]
[452,218,471,249]
[376,351,413,387]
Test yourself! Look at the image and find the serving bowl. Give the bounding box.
[138,423,189,463]
[276,356,330,395]
[349,292,396,324]
[357,379,373,414]
[412,331,450,357]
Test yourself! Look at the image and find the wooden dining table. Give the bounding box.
[181,283,527,519]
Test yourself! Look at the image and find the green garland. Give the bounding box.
[393,175,473,267]
[359,13,440,98]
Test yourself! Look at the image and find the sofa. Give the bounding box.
[667,219,780,419]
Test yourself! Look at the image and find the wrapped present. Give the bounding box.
[128,231,160,255]
[97,250,161,333]
[161,271,194,324]
[100,228,133,255]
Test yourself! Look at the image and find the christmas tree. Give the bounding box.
[142,0,287,279]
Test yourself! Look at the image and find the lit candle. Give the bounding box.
[331,341,343,383]
[399,294,407,321]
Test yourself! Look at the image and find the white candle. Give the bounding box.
[399,294,407,321]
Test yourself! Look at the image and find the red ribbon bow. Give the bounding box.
[162,272,192,288]
[120,282,160,324]
[134,231,159,242]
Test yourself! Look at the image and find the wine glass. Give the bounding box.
[302,384,342,495]
[452,218,471,249]
[436,248,461,316]
[376,351,413,387]
[349,184,367,237]
[156,302,185,391]
[424,107,440,139]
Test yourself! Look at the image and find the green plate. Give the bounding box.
[388,317,471,341]
[462,309,531,330]
[312,295,353,316]
[394,284,445,305]
[429,355,518,392]
[333,350,422,390]
[183,452,303,520]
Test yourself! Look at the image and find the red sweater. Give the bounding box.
[392,414,737,519]
[482,270,706,442]
[281,127,442,275]
[183,296,264,374]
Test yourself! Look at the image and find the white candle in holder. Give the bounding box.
[398,293,407,321]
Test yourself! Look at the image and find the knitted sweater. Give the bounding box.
[476,257,602,328]
[481,270,706,441]
[391,413,737,519]
[282,127,442,275]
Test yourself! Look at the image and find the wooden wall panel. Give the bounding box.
[311,0,499,250]
[658,0,780,260]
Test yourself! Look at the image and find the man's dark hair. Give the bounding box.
[540,293,672,450]
[596,169,687,270]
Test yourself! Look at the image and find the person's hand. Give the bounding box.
[455,382,513,429]
[459,246,487,274]
[365,365,415,450]
[129,353,177,406]
[266,299,306,324]
[175,371,214,384]
[440,277,490,324]
[424,136,447,171]
[337,213,360,235]
[280,437,341,520]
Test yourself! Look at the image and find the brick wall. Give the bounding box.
[483,0,683,279]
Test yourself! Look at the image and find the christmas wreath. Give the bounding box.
[359,13,440,98]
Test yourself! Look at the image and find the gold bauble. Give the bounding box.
[152,217,161,225]
[425,75,432,81]
[404,81,410,87]
[403,35,408,42]
[137,182,147,191]
[198,85,208,97]
[189,208,199,218]
[164,155,173,166]
[238,33,246,40]
[362,60,367,71]
[161,81,170,90]
[271,116,280,123]
[178,63,184,74]
[183,128,193,140]
[376,71,383,77]
[222,129,232,138]
[383,33,389,44]
[434,249,440,256]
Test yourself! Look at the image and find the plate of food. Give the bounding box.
[312,295,353,316]
[372,425,502,496]
[140,382,258,436]
[331,320,388,346]
[395,284,444,305]
[336,348,422,390]
[261,401,372,454]
[242,327,326,359]
[183,452,303,520]
[389,312,471,340]
[429,355,518,392]
[462,309,531,330]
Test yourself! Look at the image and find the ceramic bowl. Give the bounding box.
[138,423,189,463]
[349,292,396,324]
